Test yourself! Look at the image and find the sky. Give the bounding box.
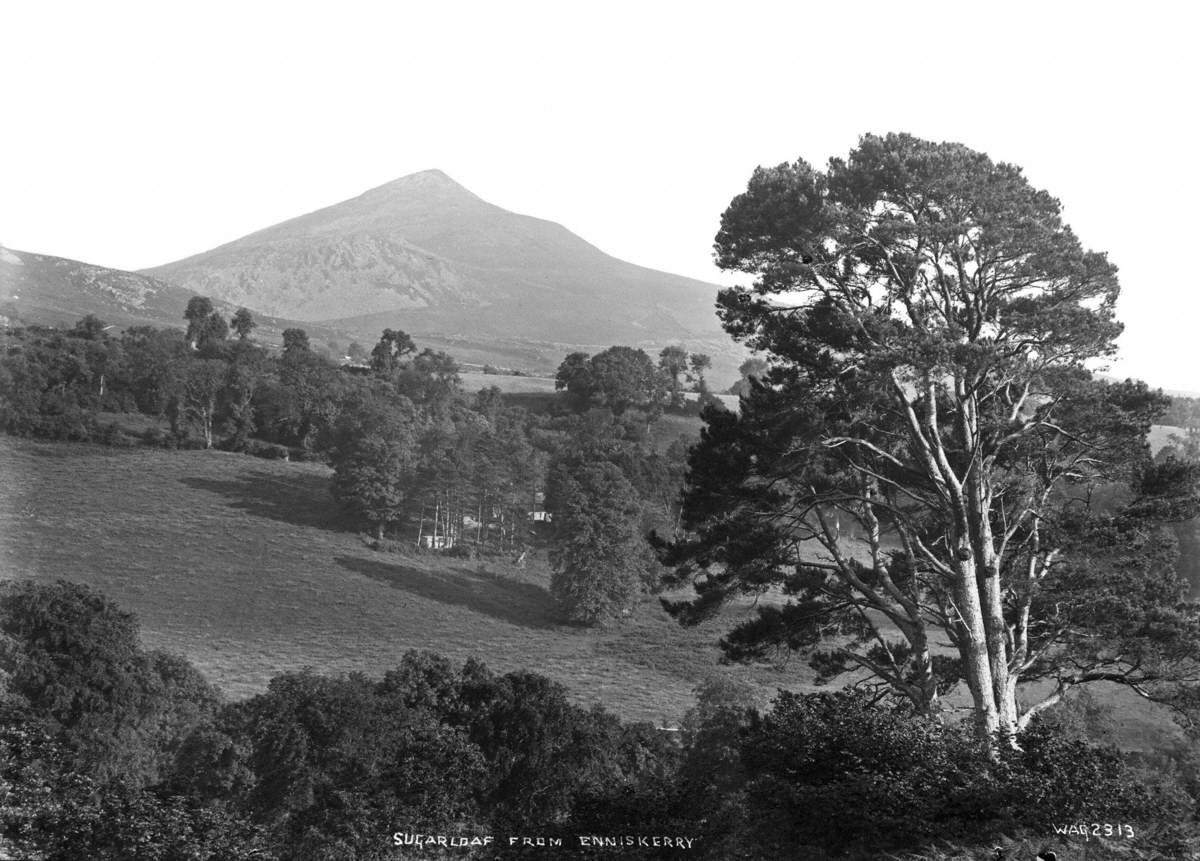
[1,1,1197,391]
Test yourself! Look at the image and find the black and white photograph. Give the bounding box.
[2,2,1199,858]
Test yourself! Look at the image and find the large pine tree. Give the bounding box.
[661,133,1200,744]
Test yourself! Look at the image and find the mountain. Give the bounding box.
[0,245,335,346]
[142,170,735,368]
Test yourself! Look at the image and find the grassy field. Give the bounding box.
[0,437,812,724]
[1150,424,1187,452]
[458,372,558,395]
[0,435,1186,748]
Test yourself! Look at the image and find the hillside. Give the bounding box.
[0,246,204,330]
[142,170,743,378]
[0,437,809,724]
[0,245,344,348]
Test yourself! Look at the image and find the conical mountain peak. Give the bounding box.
[368,168,471,195]
[143,172,728,353]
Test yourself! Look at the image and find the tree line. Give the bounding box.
[4,579,1196,860]
[0,304,698,625]
[1164,395,1200,430]
[554,344,725,417]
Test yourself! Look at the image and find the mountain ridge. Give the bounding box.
[0,245,342,347]
[1,246,199,328]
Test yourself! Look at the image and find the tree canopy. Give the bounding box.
[230,308,256,340]
[330,397,422,539]
[370,328,417,377]
[555,347,663,417]
[0,580,220,786]
[547,459,656,624]
[280,327,310,356]
[184,297,228,351]
[661,132,1200,744]
[554,351,596,410]
[658,346,690,409]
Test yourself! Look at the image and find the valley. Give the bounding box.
[5,5,1198,855]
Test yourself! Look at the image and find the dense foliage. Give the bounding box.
[0,582,670,859]
[737,691,1181,857]
[0,579,220,786]
[546,460,656,623]
[553,344,716,417]
[4,579,1194,860]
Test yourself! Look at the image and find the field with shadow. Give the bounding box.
[0,436,1187,746]
[0,436,812,724]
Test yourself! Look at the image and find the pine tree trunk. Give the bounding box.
[953,555,1001,742]
[960,388,1019,741]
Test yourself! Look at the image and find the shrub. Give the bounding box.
[97,422,136,448]
[364,535,411,554]
[734,690,1177,858]
[243,439,290,460]
[0,580,221,786]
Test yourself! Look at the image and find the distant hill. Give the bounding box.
[142,170,742,378]
[1098,374,1199,401]
[0,246,202,330]
[0,245,338,348]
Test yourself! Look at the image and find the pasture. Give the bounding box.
[458,371,558,395]
[0,436,806,724]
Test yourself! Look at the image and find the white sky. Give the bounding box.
[1,1,1197,391]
